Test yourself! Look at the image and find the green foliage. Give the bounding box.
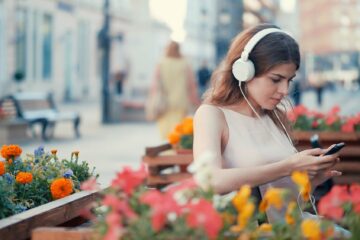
[0,146,97,219]
[180,134,193,149]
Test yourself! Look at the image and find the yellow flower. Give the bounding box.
[15,172,33,184]
[285,201,297,225]
[72,151,80,157]
[231,202,255,232]
[258,223,272,232]
[291,171,311,201]
[259,188,285,212]
[301,219,321,240]
[0,161,5,176]
[232,185,251,212]
[50,178,73,199]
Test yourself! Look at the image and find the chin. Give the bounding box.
[262,104,277,111]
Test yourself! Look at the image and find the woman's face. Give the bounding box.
[246,63,297,110]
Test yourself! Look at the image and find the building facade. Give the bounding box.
[299,0,360,85]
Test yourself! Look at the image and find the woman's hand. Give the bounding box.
[288,147,340,177]
[311,169,342,189]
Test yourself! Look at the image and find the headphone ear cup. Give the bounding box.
[232,58,255,82]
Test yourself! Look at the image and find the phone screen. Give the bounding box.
[323,142,345,156]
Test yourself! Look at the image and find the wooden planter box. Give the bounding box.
[293,131,360,184]
[0,190,100,240]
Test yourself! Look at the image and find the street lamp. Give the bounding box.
[99,0,111,123]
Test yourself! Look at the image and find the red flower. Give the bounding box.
[294,105,308,115]
[341,122,354,133]
[111,164,147,195]
[350,184,360,213]
[186,199,223,239]
[287,111,297,122]
[325,115,339,126]
[140,190,182,232]
[318,186,351,221]
[312,120,319,129]
[329,105,340,115]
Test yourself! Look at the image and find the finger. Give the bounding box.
[327,170,342,177]
[302,148,325,156]
[317,154,340,164]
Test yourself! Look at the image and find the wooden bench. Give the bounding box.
[142,144,193,188]
[1,92,81,140]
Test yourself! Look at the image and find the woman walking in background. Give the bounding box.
[150,41,200,139]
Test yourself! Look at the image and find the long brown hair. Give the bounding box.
[204,23,300,135]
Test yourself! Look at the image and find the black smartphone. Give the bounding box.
[323,142,345,156]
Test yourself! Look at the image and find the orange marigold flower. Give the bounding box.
[1,144,22,159]
[15,172,33,184]
[51,149,58,155]
[168,131,181,145]
[50,178,73,199]
[0,161,5,176]
[181,117,193,134]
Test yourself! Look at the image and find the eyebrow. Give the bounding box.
[270,73,296,79]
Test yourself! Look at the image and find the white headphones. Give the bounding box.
[232,28,290,83]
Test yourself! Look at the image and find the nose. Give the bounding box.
[278,81,289,96]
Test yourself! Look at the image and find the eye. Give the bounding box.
[271,78,281,83]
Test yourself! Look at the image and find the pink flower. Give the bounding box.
[318,185,351,221]
[287,111,297,122]
[80,177,100,191]
[140,190,182,232]
[166,177,198,196]
[111,164,147,195]
[186,199,223,239]
[104,212,123,240]
[102,195,137,219]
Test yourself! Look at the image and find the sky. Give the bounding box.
[149,0,187,41]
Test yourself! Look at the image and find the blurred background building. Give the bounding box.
[299,0,360,89]
[1,0,360,116]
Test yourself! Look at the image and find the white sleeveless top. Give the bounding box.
[219,107,299,222]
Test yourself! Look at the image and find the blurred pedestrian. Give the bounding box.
[290,79,302,106]
[197,60,212,98]
[149,41,200,139]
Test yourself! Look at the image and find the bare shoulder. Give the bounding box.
[194,104,225,126]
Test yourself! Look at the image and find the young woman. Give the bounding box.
[150,41,200,139]
[193,24,341,221]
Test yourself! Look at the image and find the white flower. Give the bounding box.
[213,191,237,209]
[187,151,215,191]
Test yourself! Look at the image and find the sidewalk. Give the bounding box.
[20,100,163,188]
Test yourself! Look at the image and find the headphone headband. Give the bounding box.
[241,28,287,61]
[232,27,292,83]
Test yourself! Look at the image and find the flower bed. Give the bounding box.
[43,157,358,240]
[0,145,98,219]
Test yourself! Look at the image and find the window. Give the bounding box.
[42,13,52,80]
[15,9,27,79]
